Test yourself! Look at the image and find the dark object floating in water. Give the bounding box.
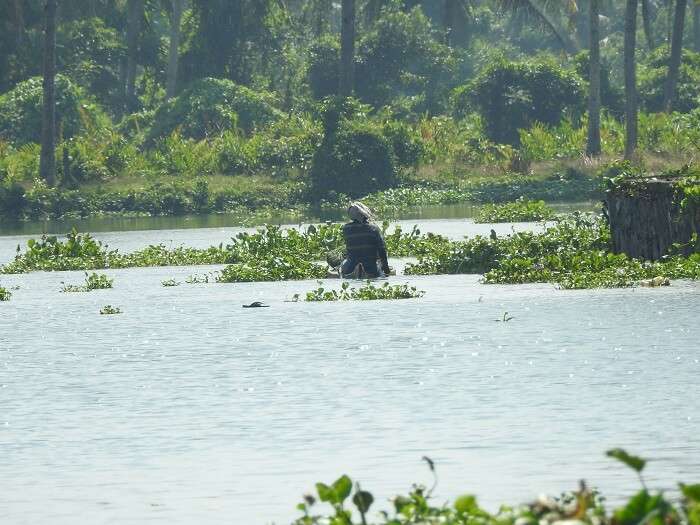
[495,311,514,322]
[243,301,269,308]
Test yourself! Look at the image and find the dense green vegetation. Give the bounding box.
[2,1,700,221]
[3,208,699,289]
[290,449,700,525]
[405,213,700,288]
[0,285,11,301]
[473,198,555,223]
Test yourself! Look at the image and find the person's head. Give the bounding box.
[347,201,373,223]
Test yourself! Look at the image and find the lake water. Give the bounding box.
[1,217,699,525]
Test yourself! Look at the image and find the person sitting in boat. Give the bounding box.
[340,201,391,278]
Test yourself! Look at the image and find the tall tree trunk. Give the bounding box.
[40,0,56,187]
[444,0,456,45]
[641,0,655,49]
[663,0,687,111]
[314,0,330,36]
[13,0,25,46]
[339,0,355,97]
[125,0,144,110]
[166,0,185,99]
[624,0,638,160]
[695,3,700,51]
[587,0,602,157]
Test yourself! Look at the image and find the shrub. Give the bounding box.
[146,78,284,143]
[639,46,700,113]
[355,7,457,114]
[0,182,28,220]
[57,18,126,113]
[456,58,585,145]
[307,36,341,100]
[0,286,11,301]
[382,121,426,168]
[310,119,397,199]
[0,75,109,146]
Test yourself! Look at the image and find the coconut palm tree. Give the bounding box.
[495,0,580,54]
[125,0,144,109]
[663,0,688,111]
[340,0,355,96]
[624,0,638,159]
[587,0,601,156]
[40,0,57,187]
[166,0,186,98]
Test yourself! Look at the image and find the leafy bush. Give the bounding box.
[639,46,700,113]
[307,36,340,100]
[0,182,28,220]
[57,18,126,113]
[0,75,108,146]
[474,198,556,223]
[0,286,11,301]
[304,280,424,301]
[355,7,458,114]
[311,121,396,199]
[455,58,585,145]
[146,78,284,143]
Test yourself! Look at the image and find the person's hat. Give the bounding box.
[348,201,373,222]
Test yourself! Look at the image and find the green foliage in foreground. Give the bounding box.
[0,286,11,301]
[473,198,556,223]
[406,214,700,288]
[304,281,424,301]
[292,449,700,525]
[61,272,113,292]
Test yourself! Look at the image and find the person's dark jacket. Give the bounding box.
[341,220,390,275]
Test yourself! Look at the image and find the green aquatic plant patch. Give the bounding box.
[304,281,424,301]
[61,272,114,292]
[473,198,556,223]
[161,279,180,287]
[0,286,11,301]
[99,305,121,315]
[406,214,700,288]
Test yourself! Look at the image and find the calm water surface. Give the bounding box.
[1,220,699,525]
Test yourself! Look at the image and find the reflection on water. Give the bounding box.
[0,201,601,236]
[1,220,697,525]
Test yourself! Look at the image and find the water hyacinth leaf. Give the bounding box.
[316,482,333,503]
[613,490,668,525]
[606,448,647,473]
[353,490,374,513]
[394,495,411,514]
[681,483,700,502]
[332,475,352,503]
[454,494,480,514]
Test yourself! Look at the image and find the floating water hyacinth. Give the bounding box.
[99,305,122,315]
